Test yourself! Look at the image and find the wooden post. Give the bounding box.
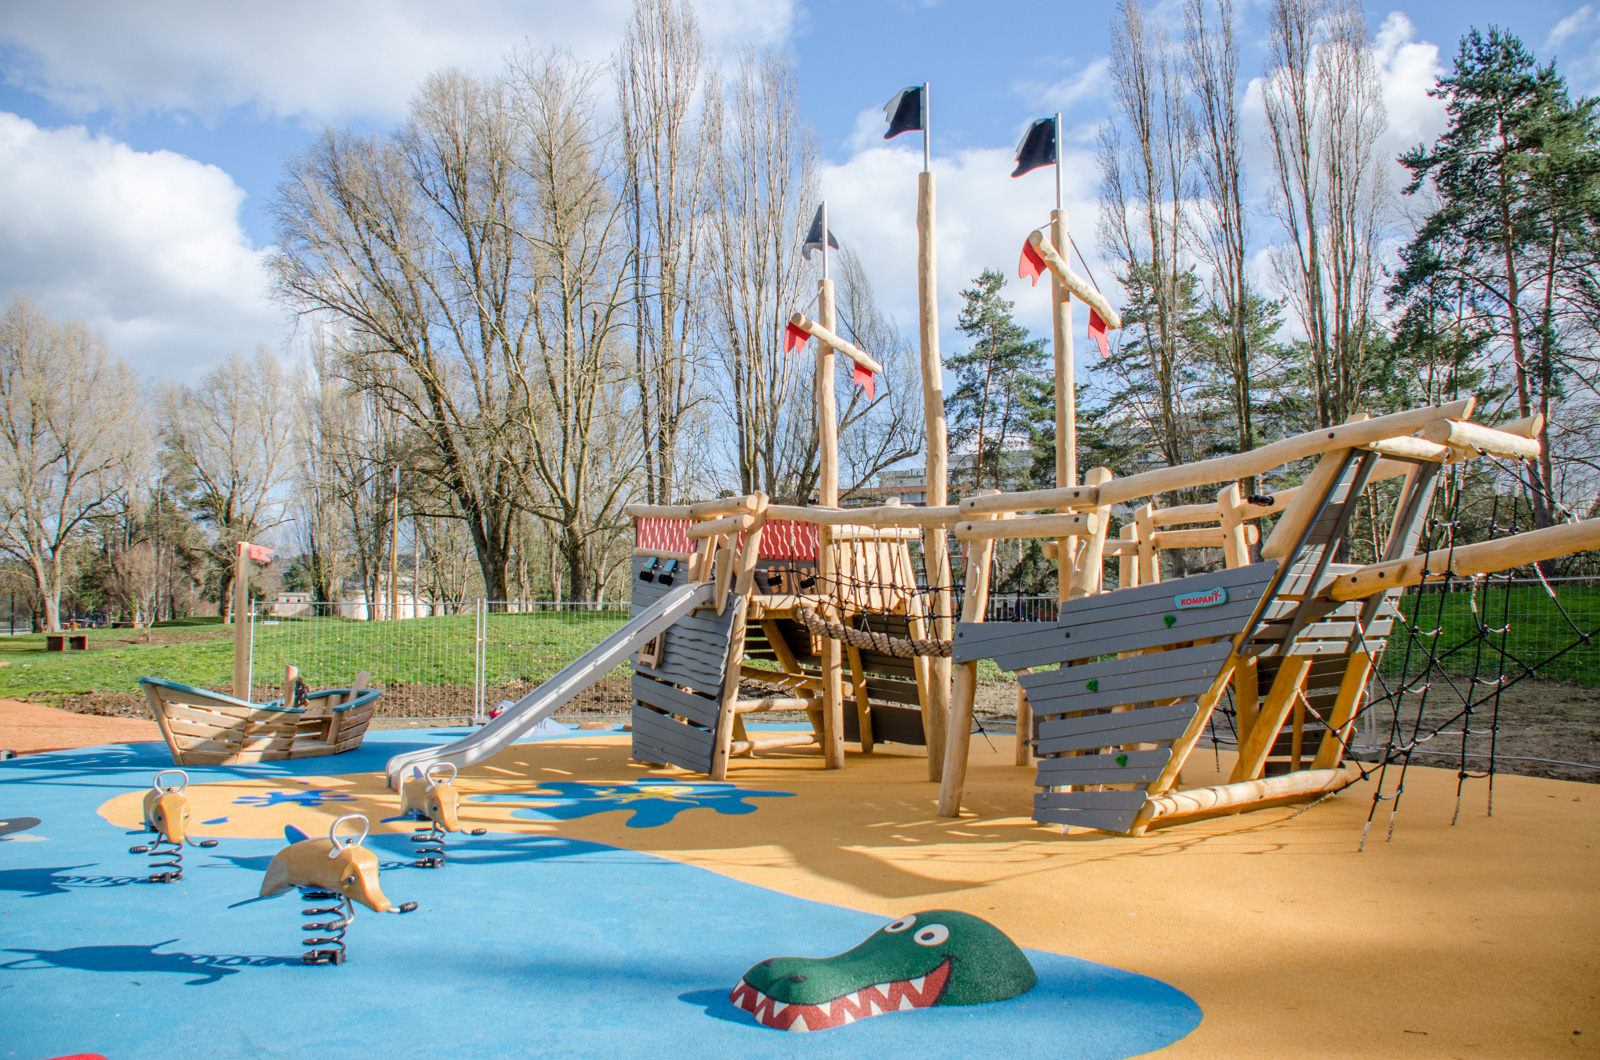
[1067,467,1113,598]
[1134,503,1159,586]
[936,502,999,817]
[1311,652,1373,771]
[917,169,952,783]
[1014,666,1033,767]
[1230,656,1313,783]
[1051,207,1077,593]
[817,275,845,769]
[232,542,250,700]
[711,495,768,780]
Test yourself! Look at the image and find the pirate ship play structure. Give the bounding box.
[390,89,1600,834]
[141,542,381,766]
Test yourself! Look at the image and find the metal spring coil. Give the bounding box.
[300,888,352,965]
[129,837,183,883]
[412,824,446,868]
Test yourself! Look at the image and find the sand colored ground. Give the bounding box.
[96,732,1598,1058]
[0,696,159,754]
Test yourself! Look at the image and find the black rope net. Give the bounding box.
[1309,457,1596,850]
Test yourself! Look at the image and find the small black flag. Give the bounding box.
[883,86,924,139]
[802,204,839,260]
[1011,117,1057,178]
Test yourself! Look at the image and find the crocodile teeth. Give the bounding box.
[898,994,916,1011]
[790,1013,811,1033]
[909,975,927,993]
[869,998,884,1016]
[840,1010,855,1025]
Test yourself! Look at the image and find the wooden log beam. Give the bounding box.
[1328,519,1600,601]
[957,483,1098,517]
[1027,230,1124,330]
[1361,435,1453,461]
[624,494,760,520]
[1100,399,1473,508]
[954,512,1097,541]
[1151,526,1259,551]
[1134,766,1359,828]
[764,503,961,529]
[1418,418,1542,461]
[631,547,693,562]
[788,313,886,375]
[686,513,754,540]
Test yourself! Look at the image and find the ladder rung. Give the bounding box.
[734,697,813,713]
[731,733,819,756]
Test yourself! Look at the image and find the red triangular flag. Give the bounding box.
[784,322,810,355]
[852,361,875,400]
[1019,240,1046,286]
[245,542,274,563]
[1088,309,1110,358]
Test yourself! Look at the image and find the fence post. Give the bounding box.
[247,601,257,702]
[474,598,486,724]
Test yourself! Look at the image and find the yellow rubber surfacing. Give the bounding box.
[101,735,1599,1058]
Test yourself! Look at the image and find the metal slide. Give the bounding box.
[384,580,717,789]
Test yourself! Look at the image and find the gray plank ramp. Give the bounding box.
[630,587,741,775]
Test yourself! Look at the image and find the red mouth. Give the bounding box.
[728,959,952,1032]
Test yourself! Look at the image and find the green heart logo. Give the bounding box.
[1086,679,1098,692]
[1164,614,1177,628]
[1115,754,1129,767]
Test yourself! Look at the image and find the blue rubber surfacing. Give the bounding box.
[0,732,1200,1060]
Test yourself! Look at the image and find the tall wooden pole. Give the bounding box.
[1051,203,1077,601]
[232,542,250,699]
[916,166,951,782]
[817,258,845,769]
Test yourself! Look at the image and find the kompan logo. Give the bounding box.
[1173,587,1228,609]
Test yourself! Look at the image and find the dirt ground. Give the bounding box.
[32,673,1600,784]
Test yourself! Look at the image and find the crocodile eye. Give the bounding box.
[884,915,916,933]
[344,875,356,886]
[914,924,949,947]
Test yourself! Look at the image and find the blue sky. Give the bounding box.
[1,0,1596,382]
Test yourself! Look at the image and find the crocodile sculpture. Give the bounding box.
[730,909,1037,1031]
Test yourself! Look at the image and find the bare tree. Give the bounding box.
[272,71,530,602]
[704,48,818,501]
[830,247,923,499]
[1185,0,1260,486]
[0,296,145,632]
[617,0,714,505]
[508,50,637,601]
[1263,0,1388,428]
[1098,0,1202,486]
[161,347,294,620]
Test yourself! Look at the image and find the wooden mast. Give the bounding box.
[915,83,951,781]
[816,202,845,769]
[1048,112,1077,601]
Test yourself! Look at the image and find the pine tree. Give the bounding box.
[1391,27,1600,526]
[944,269,1050,495]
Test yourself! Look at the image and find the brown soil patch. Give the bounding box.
[0,697,159,755]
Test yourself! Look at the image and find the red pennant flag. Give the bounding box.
[245,542,274,563]
[851,361,876,400]
[784,322,810,355]
[1088,309,1110,358]
[1019,239,1046,286]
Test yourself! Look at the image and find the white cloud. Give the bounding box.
[1546,4,1600,92]
[0,113,283,380]
[0,0,793,124]
[819,141,1112,370]
[1016,57,1113,117]
[1372,13,1449,168]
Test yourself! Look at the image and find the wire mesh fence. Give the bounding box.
[250,599,632,721]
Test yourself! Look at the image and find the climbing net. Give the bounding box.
[1331,458,1599,849]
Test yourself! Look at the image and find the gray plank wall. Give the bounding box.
[630,556,737,774]
[958,563,1280,833]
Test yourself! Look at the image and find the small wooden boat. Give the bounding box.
[139,666,381,766]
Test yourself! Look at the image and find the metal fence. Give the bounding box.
[249,577,1598,725]
[250,600,630,720]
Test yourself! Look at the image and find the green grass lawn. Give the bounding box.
[1381,582,1600,686]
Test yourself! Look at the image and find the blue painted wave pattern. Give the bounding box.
[0,733,1201,1060]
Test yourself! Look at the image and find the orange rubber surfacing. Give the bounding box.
[98,733,1599,1058]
